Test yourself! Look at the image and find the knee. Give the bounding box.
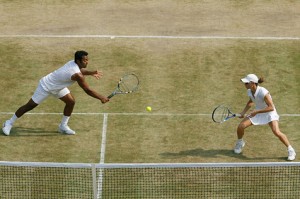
[67,98,76,106]
[237,123,247,131]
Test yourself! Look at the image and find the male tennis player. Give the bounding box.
[2,50,109,136]
[234,74,296,161]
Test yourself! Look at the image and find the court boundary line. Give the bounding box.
[0,35,299,40]
[100,113,108,164]
[97,113,108,199]
[0,112,299,116]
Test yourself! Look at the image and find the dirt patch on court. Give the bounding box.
[0,0,299,37]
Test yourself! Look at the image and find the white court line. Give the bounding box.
[0,112,299,116]
[100,113,108,164]
[0,35,299,40]
[97,113,108,199]
[0,112,210,116]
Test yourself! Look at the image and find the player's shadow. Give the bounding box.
[160,148,286,161]
[4,127,60,137]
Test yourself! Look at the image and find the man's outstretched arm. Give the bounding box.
[80,68,103,79]
[72,73,109,104]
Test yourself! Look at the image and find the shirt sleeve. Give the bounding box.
[247,89,253,100]
[69,61,81,80]
[260,87,269,98]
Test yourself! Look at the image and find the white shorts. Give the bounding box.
[31,83,70,104]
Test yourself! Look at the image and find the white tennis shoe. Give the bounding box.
[287,148,296,161]
[234,140,245,154]
[58,124,75,135]
[2,120,12,136]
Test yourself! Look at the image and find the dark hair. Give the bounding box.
[258,77,264,84]
[74,50,88,61]
[257,77,264,84]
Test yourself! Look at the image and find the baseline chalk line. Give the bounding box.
[0,35,299,40]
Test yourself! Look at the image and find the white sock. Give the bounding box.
[288,145,294,150]
[61,116,70,126]
[238,139,244,143]
[9,114,18,125]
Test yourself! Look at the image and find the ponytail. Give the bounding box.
[258,77,264,84]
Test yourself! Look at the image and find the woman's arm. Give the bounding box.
[248,94,274,117]
[240,99,254,118]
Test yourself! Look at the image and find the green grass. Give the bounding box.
[0,114,103,163]
[0,38,299,163]
[1,1,300,198]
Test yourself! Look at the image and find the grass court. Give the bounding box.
[0,0,299,165]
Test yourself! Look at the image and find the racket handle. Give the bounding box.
[107,93,115,99]
[235,113,241,117]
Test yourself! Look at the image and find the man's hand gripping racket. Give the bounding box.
[212,105,241,123]
[108,73,139,99]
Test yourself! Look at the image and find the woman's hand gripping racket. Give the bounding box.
[212,105,241,123]
[108,73,139,99]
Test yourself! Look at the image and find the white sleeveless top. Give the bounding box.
[40,60,81,92]
[247,86,279,125]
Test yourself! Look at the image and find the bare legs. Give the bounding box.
[235,118,296,160]
[14,93,75,118]
[268,120,291,147]
[59,93,75,116]
[236,118,291,147]
[234,117,252,154]
[58,93,76,135]
[3,92,77,135]
[236,118,252,139]
[15,99,39,118]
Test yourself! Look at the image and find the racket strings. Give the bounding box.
[119,75,139,93]
[213,106,229,123]
[221,108,229,121]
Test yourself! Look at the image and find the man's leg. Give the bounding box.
[59,93,75,116]
[15,99,39,118]
[2,99,38,135]
[58,93,76,135]
[2,83,49,136]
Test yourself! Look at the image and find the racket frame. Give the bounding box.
[212,105,241,123]
[108,73,139,99]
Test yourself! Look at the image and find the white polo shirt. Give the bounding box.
[40,60,81,92]
[247,86,279,125]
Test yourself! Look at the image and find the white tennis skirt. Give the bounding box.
[249,111,279,125]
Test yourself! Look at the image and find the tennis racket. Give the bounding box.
[108,73,139,99]
[212,105,241,123]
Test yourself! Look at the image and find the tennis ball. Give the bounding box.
[146,106,152,112]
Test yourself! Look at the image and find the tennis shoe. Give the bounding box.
[287,148,296,161]
[58,124,75,135]
[234,140,245,154]
[2,120,12,136]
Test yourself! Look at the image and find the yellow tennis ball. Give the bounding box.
[146,106,152,112]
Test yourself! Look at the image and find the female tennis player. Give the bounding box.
[234,74,296,161]
[2,50,109,136]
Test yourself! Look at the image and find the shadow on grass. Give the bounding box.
[160,148,286,161]
[3,127,61,137]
